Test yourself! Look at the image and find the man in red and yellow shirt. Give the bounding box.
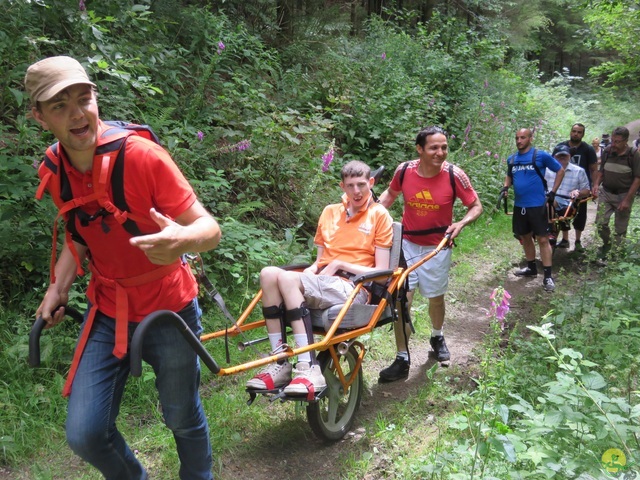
[378,126,482,382]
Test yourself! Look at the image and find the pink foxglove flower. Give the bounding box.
[321,141,335,172]
[488,287,511,330]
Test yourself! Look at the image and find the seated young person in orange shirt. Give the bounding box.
[246,160,393,396]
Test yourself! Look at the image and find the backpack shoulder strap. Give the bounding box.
[36,144,62,202]
[448,163,457,200]
[529,149,548,192]
[507,153,515,177]
[102,120,160,144]
[398,161,410,188]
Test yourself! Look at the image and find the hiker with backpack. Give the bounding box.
[592,126,640,258]
[26,56,220,480]
[377,126,483,382]
[502,128,565,292]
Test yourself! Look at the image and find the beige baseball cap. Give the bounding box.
[25,56,96,103]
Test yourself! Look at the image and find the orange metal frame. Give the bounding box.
[197,235,451,392]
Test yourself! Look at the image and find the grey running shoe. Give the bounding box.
[543,277,556,292]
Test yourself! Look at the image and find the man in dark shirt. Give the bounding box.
[555,123,598,251]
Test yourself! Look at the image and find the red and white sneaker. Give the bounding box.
[283,362,326,399]
[246,361,292,390]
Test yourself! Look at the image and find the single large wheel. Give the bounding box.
[306,345,363,442]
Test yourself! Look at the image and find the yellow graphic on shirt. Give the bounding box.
[602,448,626,473]
[406,189,441,216]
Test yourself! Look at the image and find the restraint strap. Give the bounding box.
[285,303,316,364]
[61,261,181,397]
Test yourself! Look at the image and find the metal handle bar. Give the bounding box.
[237,336,270,352]
[29,305,84,368]
[130,310,220,377]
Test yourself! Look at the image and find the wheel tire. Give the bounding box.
[306,345,363,442]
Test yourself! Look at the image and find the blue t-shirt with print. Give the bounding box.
[508,148,562,208]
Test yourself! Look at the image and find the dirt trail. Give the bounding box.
[219,204,600,480]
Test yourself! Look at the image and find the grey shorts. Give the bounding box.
[403,239,452,298]
[299,273,369,310]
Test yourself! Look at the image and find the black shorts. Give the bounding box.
[512,205,550,237]
[572,201,587,231]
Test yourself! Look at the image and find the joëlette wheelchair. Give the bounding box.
[547,194,593,250]
[29,223,451,442]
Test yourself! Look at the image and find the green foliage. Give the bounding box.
[584,0,640,86]
[407,245,640,479]
[1,1,640,476]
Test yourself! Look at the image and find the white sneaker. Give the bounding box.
[283,362,326,396]
[246,361,292,390]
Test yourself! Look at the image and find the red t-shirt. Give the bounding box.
[62,122,198,320]
[390,160,478,246]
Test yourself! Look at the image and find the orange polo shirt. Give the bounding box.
[313,194,393,269]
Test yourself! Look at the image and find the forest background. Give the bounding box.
[1,0,640,478]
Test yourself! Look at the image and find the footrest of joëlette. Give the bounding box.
[245,385,328,405]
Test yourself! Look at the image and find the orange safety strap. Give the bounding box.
[62,260,181,397]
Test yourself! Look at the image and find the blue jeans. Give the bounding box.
[66,298,213,480]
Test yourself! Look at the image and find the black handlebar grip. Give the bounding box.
[130,310,220,377]
[28,316,47,368]
[28,306,84,368]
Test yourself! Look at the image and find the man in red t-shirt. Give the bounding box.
[378,126,483,382]
[27,56,221,479]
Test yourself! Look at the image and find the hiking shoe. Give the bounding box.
[556,239,569,248]
[283,362,326,396]
[514,266,538,277]
[379,356,410,383]
[573,241,584,253]
[543,277,556,292]
[246,361,292,390]
[430,335,451,362]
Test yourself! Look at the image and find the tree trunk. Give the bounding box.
[421,0,436,23]
[277,0,293,39]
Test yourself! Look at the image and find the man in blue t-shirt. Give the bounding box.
[502,128,565,292]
